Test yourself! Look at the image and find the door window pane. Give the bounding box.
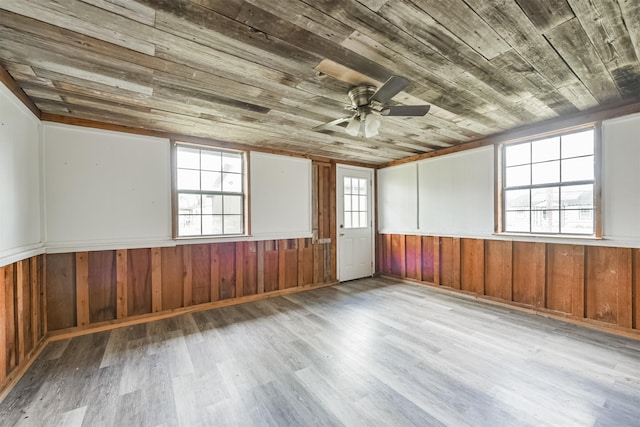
[343,176,368,229]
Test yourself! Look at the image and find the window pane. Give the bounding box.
[562,130,594,158]
[358,179,367,195]
[177,169,200,190]
[179,193,201,214]
[359,195,367,212]
[561,210,593,234]
[202,215,223,235]
[359,212,367,227]
[532,137,560,163]
[222,153,242,173]
[222,172,242,193]
[505,211,530,232]
[531,210,560,233]
[531,186,559,210]
[351,194,358,211]
[344,177,352,194]
[562,156,594,182]
[177,147,200,169]
[505,189,530,211]
[179,215,201,236]
[202,194,222,215]
[176,144,246,238]
[532,160,560,185]
[201,151,221,171]
[201,171,222,192]
[344,212,352,228]
[505,164,531,187]
[223,195,243,214]
[352,212,360,228]
[505,142,530,166]
[561,184,593,209]
[223,215,243,234]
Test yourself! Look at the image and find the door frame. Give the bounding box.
[336,164,375,282]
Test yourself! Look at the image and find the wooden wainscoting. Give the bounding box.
[379,234,640,334]
[0,255,47,395]
[45,239,335,334]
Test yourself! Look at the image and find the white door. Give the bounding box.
[337,165,374,281]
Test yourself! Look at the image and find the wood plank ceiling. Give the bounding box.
[0,0,639,164]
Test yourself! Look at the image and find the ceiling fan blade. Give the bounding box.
[380,105,431,116]
[312,116,352,130]
[369,75,410,104]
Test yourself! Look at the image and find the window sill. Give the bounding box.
[174,231,313,244]
[494,232,603,241]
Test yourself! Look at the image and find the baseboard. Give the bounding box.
[380,274,640,341]
[48,281,338,341]
[0,337,48,403]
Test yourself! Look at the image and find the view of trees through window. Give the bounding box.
[176,145,244,237]
[503,129,595,235]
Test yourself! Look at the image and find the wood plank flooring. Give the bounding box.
[1,277,639,426]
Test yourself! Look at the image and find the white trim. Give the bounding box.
[176,231,314,245]
[337,164,375,281]
[0,243,46,267]
[377,230,640,248]
[43,232,315,254]
[45,238,175,253]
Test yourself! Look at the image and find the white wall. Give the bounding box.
[602,113,640,245]
[377,147,493,237]
[418,147,494,237]
[42,124,313,251]
[250,152,312,238]
[377,162,418,234]
[0,84,42,266]
[378,115,640,247]
[44,123,172,251]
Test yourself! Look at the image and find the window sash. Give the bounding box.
[500,127,598,236]
[173,142,246,238]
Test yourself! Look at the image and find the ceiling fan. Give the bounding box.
[313,75,431,138]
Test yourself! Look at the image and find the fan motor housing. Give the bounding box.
[348,85,377,108]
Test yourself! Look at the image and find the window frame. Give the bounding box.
[171,140,249,239]
[495,124,602,238]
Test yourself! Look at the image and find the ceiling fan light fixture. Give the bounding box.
[363,114,381,138]
[345,115,361,136]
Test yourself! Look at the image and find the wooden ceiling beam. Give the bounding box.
[0,66,41,119]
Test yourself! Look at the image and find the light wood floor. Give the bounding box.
[1,277,639,426]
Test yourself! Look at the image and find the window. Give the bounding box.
[174,143,245,237]
[343,177,368,228]
[502,128,597,235]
